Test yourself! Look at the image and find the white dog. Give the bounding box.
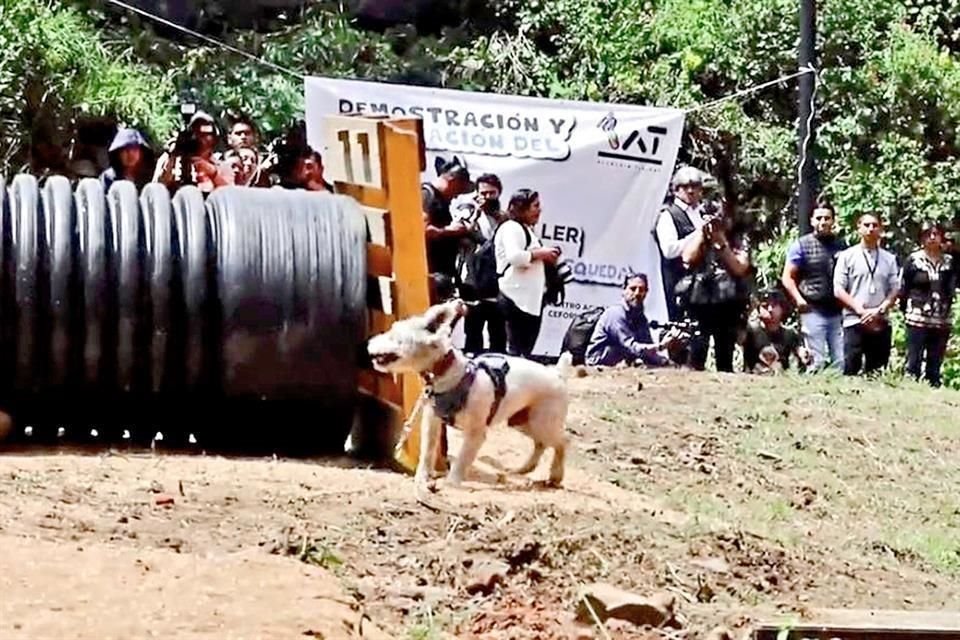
[367,300,571,498]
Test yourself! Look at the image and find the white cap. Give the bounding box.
[671,166,704,188]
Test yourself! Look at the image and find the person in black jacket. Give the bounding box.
[678,203,752,372]
[781,199,847,371]
[900,221,957,387]
[422,156,473,301]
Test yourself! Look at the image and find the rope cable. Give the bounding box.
[102,0,304,79]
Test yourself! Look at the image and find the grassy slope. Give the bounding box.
[571,367,960,597]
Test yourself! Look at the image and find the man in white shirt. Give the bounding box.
[833,213,900,375]
[654,166,708,320]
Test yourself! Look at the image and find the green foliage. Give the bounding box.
[942,314,960,390]
[0,0,176,172]
[821,24,960,255]
[752,233,795,291]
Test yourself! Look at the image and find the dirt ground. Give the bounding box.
[2,368,960,639]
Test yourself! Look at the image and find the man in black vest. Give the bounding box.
[781,200,847,371]
[655,166,709,321]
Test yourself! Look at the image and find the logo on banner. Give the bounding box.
[596,112,668,169]
[539,221,635,288]
[337,98,576,161]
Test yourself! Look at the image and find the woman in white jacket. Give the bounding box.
[495,189,561,357]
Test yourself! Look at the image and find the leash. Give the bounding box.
[393,387,428,458]
[393,386,458,514]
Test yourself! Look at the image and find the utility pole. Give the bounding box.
[797,0,817,235]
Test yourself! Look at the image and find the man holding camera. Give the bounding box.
[585,273,673,367]
[655,166,710,321]
[655,166,751,371]
[677,189,752,372]
[454,173,508,354]
[154,111,233,194]
[422,156,474,302]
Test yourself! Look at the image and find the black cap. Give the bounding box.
[435,155,472,187]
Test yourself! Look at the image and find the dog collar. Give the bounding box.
[427,361,477,424]
[423,350,457,383]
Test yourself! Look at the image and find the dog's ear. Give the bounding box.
[422,301,464,333]
[423,305,450,333]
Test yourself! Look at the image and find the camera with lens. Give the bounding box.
[699,199,724,239]
[700,199,722,225]
[650,319,700,365]
[172,128,198,156]
[482,197,501,215]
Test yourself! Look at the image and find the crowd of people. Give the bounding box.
[53,111,335,197]
[31,114,957,386]
[420,158,567,359]
[621,165,957,385]
[421,157,958,388]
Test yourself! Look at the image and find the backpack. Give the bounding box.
[544,259,573,307]
[560,306,605,366]
[466,220,532,299]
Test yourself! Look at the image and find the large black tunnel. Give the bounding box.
[0,176,368,455]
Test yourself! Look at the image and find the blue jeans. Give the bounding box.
[800,310,844,371]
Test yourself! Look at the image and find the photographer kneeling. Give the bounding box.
[585,274,674,367]
[677,200,751,372]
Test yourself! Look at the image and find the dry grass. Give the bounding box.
[570,368,960,575]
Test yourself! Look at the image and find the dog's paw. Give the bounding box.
[544,477,564,489]
[414,478,437,499]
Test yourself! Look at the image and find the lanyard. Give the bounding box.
[862,249,880,293]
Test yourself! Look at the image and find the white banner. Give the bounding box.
[304,77,685,356]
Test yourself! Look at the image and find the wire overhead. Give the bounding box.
[685,66,817,114]
[103,0,815,117]
[102,0,304,79]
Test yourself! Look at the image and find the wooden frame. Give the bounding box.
[322,113,444,473]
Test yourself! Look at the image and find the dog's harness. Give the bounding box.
[423,353,510,426]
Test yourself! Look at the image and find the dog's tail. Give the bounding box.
[555,351,588,380]
[555,351,574,378]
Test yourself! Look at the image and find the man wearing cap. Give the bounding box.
[654,166,710,321]
[781,199,847,371]
[422,156,474,301]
